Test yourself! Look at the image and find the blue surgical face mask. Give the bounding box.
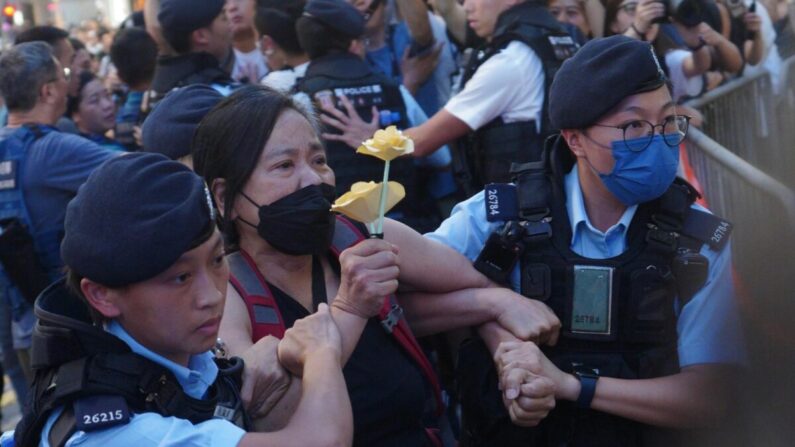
[597,134,680,206]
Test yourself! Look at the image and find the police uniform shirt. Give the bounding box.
[38,321,245,447]
[425,166,746,368]
[444,41,544,132]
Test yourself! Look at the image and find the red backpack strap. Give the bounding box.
[331,216,445,417]
[227,250,286,341]
[380,298,445,417]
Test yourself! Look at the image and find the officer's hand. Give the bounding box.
[319,94,380,150]
[278,303,342,376]
[401,42,443,95]
[239,335,292,418]
[499,366,556,427]
[491,289,561,346]
[333,239,400,319]
[495,341,581,402]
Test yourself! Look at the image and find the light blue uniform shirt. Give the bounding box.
[426,166,745,367]
[36,321,246,447]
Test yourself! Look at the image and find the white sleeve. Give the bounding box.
[444,42,544,130]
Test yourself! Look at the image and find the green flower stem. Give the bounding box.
[376,160,391,235]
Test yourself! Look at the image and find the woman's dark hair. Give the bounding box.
[66,70,98,118]
[255,0,305,55]
[193,85,318,250]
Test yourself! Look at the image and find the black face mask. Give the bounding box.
[240,184,336,256]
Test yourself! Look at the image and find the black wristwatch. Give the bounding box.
[573,366,600,409]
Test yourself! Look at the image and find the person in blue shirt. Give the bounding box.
[6,152,355,447]
[0,42,117,401]
[353,0,448,116]
[425,35,745,446]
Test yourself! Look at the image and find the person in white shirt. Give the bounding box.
[322,0,577,196]
[228,0,269,83]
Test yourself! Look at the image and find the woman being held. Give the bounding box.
[193,85,561,446]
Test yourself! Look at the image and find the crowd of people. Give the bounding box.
[0,0,787,445]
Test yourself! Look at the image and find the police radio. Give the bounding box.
[474,221,525,285]
[313,87,404,126]
[671,249,709,303]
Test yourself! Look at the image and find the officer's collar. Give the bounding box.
[106,321,218,400]
[307,52,372,79]
[565,164,637,239]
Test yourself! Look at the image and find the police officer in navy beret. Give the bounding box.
[8,152,354,447]
[145,0,236,115]
[142,84,223,166]
[426,35,744,446]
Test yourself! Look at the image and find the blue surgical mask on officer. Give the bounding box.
[598,134,680,206]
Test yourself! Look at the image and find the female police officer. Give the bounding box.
[8,153,355,447]
[426,35,745,446]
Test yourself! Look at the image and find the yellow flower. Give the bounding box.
[331,181,405,223]
[357,125,415,162]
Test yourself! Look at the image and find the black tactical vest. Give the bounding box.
[458,137,732,447]
[298,52,438,233]
[452,1,578,197]
[142,52,235,118]
[15,280,249,447]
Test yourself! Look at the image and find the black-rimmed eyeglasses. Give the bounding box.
[591,115,691,152]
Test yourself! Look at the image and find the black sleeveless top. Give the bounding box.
[266,263,430,447]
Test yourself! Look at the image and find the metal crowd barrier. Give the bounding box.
[684,127,795,297]
[686,71,791,186]
[686,56,795,188]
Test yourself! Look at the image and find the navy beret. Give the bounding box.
[158,0,225,33]
[549,35,668,130]
[142,85,223,160]
[303,0,365,38]
[62,153,216,287]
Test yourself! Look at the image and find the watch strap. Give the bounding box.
[575,374,598,409]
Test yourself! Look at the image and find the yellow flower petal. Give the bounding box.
[356,126,415,162]
[331,181,405,224]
